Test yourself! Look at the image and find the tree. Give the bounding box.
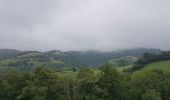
[17,67,60,100]
[77,68,97,100]
[96,63,121,99]
[132,69,170,100]
[142,89,162,100]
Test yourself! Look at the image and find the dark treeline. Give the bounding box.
[1,64,170,100]
[126,51,170,72]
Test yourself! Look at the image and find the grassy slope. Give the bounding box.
[116,65,133,72]
[17,52,42,58]
[143,60,170,71]
[0,52,67,72]
[132,60,170,77]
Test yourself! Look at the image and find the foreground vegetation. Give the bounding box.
[1,63,170,100]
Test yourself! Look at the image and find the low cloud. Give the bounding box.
[0,0,170,51]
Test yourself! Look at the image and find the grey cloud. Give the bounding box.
[0,0,170,51]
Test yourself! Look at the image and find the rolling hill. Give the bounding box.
[132,60,170,77]
[0,48,161,72]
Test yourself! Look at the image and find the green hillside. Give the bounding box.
[143,60,170,71]
[116,65,133,72]
[17,52,42,58]
[0,48,161,72]
[108,56,137,67]
[132,60,170,77]
[0,51,67,72]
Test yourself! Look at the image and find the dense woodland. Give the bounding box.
[1,64,170,100]
[1,49,170,100]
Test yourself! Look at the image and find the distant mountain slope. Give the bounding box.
[44,48,161,67]
[17,51,42,58]
[0,49,21,59]
[0,48,161,71]
[115,48,161,57]
[45,50,112,67]
[0,51,66,72]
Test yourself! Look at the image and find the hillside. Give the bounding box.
[108,56,138,67]
[0,49,21,59]
[140,60,170,72]
[132,60,170,78]
[0,48,161,71]
[0,51,67,72]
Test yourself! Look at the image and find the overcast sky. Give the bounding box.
[0,0,170,51]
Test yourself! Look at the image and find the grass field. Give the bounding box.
[132,60,170,77]
[116,65,133,72]
[142,60,170,72]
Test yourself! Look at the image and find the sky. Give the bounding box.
[0,0,170,51]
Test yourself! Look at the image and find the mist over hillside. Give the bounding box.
[1,0,170,99]
[0,48,161,72]
[0,48,161,58]
[0,49,21,59]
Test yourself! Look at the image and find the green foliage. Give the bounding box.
[18,67,60,100]
[132,69,170,100]
[72,67,77,72]
[1,59,170,100]
[142,89,162,100]
[77,68,97,99]
[96,64,121,99]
